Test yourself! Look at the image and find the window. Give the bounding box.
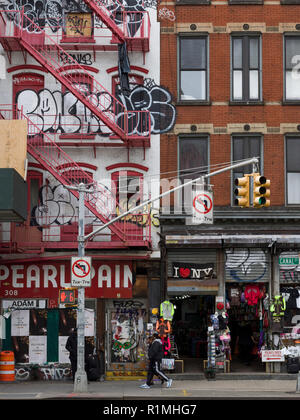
[112,171,143,212]
[284,36,300,101]
[179,36,208,101]
[232,135,262,204]
[231,35,261,102]
[286,137,300,204]
[179,136,209,181]
[64,13,93,40]
[60,72,94,137]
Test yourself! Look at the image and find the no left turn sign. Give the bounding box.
[192,190,213,224]
[71,257,92,287]
[193,193,213,214]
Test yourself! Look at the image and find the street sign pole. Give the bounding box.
[65,182,91,393]
[74,183,88,392]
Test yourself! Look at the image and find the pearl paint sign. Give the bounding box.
[0,260,133,302]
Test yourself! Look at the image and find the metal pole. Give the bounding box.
[74,183,88,393]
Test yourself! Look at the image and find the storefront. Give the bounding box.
[165,249,219,373]
[160,240,282,374]
[277,251,300,373]
[224,248,271,372]
[0,257,150,380]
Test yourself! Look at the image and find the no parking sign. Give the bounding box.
[192,190,213,224]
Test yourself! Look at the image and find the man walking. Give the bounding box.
[140,332,172,389]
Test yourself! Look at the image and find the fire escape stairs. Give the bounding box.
[82,0,126,43]
[0,10,150,144]
[0,10,151,245]
[0,106,128,243]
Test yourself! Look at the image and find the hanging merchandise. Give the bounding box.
[210,313,219,330]
[161,335,171,357]
[270,295,286,317]
[218,312,228,330]
[160,300,175,321]
[244,285,261,306]
[263,294,270,311]
[229,287,241,306]
[270,295,286,333]
[156,317,171,337]
[281,287,299,310]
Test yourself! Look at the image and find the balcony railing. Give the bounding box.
[0,9,150,52]
[0,210,152,253]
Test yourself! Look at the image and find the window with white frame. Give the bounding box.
[179,36,208,101]
[284,36,300,101]
[286,137,300,204]
[231,35,261,102]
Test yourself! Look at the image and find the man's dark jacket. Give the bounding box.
[148,338,164,361]
[66,331,77,360]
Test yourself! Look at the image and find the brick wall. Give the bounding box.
[160,2,300,206]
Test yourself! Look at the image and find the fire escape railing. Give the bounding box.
[0,9,151,143]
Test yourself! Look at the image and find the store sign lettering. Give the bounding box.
[172,262,214,279]
[0,261,132,300]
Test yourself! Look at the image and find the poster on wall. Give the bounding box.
[59,336,70,363]
[85,309,94,336]
[29,336,47,364]
[11,310,30,336]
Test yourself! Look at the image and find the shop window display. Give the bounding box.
[279,285,300,369]
[227,283,268,371]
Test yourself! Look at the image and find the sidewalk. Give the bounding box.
[0,373,300,400]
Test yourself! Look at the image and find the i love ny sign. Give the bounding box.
[172,262,214,280]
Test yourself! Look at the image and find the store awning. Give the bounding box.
[165,234,300,248]
[167,279,219,295]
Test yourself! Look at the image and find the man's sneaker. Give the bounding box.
[140,383,150,389]
[166,379,173,388]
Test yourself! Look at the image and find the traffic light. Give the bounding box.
[234,175,250,207]
[252,173,270,207]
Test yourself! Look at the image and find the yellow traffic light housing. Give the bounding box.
[252,173,270,207]
[234,175,250,207]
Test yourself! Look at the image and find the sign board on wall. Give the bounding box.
[0,260,133,303]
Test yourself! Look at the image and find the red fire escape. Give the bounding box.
[0,6,152,252]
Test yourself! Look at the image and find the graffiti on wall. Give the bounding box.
[110,300,147,363]
[225,248,268,282]
[31,181,159,228]
[2,0,153,35]
[15,364,71,380]
[16,79,176,136]
[116,79,176,135]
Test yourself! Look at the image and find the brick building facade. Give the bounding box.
[159,0,300,373]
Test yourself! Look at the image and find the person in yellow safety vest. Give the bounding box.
[160,300,174,321]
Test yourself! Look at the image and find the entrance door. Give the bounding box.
[170,295,215,372]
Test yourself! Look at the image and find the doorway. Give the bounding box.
[170,295,215,372]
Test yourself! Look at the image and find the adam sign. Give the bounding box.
[0,260,133,302]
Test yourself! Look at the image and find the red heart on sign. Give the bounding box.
[179,268,190,278]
